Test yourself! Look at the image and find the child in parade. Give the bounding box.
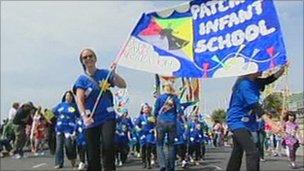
[75,117,86,170]
[43,108,57,155]
[273,132,284,157]
[146,107,157,168]
[30,106,47,156]
[282,112,300,169]
[115,110,131,167]
[255,116,266,161]
[135,103,156,169]
[130,123,141,158]
[188,117,204,166]
[212,121,223,147]
[198,113,208,160]
[53,91,79,169]
[35,114,47,156]
[174,115,188,168]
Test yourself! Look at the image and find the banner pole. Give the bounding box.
[89,36,131,119]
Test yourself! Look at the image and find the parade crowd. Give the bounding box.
[0,49,302,171]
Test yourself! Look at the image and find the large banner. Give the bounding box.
[118,0,287,78]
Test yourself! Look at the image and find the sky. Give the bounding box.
[1,0,303,120]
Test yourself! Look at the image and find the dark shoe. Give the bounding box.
[71,159,76,167]
[142,163,147,168]
[147,165,152,169]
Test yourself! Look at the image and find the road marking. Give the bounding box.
[33,163,47,168]
[202,164,223,170]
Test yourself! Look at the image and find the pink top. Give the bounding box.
[284,121,298,136]
[284,121,299,146]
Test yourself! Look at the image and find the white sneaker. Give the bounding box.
[54,165,62,169]
[12,154,21,159]
[78,162,85,170]
[137,153,141,158]
[9,151,14,156]
[118,161,122,166]
[190,157,194,163]
[151,160,155,165]
[181,160,187,168]
[290,162,297,169]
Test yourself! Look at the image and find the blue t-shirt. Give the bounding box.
[73,69,116,129]
[115,117,130,146]
[154,93,181,122]
[246,114,259,132]
[53,102,79,134]
[188,127,204,145]
[129,128,140,146]
[227,78,260,131]
[117,116,134,130]
[135,114,156,145]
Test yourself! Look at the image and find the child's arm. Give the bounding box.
[294,124,300,138]
[127,131,131,141]
[261,114,285,136]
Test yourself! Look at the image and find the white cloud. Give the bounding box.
[156,2,190,18]
[212,57,258,78]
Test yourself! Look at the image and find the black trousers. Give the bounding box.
[132,141,140,154]
[256,130,266,159]
[12,125,26,156]
[189,143,201,160]
[55,134,77,166]
[48,125,56,155]
[226,128,259,171]
[86,120,116,171]
[141,143,152,165]
[201,143,206,157]
[77,145,86,163]
[175,144,186,160]
[151,144,157,159]
[115,144,129,163]
[0,139,12,152]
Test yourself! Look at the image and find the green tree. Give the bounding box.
[211,108,226,123]
[263,92,283,114]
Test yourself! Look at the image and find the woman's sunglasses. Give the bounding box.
[82,54,94,60]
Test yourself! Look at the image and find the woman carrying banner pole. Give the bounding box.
[73,48,126,171]
[226,67,286,171]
